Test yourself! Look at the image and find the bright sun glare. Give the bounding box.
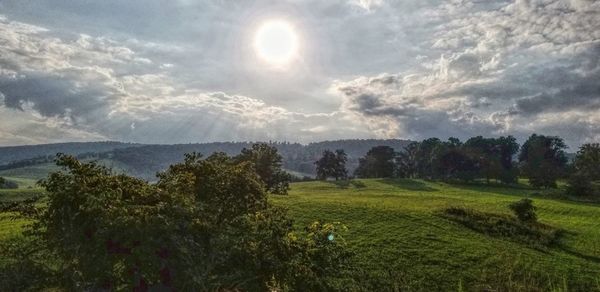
[254,20,298,66]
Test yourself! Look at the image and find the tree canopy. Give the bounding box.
[354,146,396,178]
[519,134,568,188]
[315,149,348,181]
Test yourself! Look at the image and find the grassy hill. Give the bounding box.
[1,178,599,290]
[271,179,600,291]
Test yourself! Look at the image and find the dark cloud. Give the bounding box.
[0,72,115,120]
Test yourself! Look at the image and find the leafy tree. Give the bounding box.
[315,149,348,180]
[354,146,396,178]
[396,142,418,178]
[434,139,479,182]
[567,143,600,196]
[2,154,352,290]
[236,143,292,195]
[519,134,568,188]
[509,198,537,223]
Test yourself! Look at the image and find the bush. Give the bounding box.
[4,154,352,290]
[442,206,560,248]
[509,198,537,223]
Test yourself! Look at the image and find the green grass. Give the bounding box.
[1,178,599,290]
[271,179,600,291]
[0,163,58,181]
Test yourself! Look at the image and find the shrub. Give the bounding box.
[509,198,537,223]
[4,154,352,290]
[442,206,560,248]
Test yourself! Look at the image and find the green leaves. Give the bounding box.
[6,151,351,290]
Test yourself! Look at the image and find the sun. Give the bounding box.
[254,20,299,66]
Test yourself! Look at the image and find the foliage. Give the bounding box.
[509,198,537,223]
[315,149,348,180]
[443,206,559,248]
[519,134,568,188]
[235,143,292,195]
[3,153,352,290]
[396,136,519,184]
[567,143,600,197]
[271,179,600,291]
[354,146,396,178]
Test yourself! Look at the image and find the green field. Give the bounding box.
[271,179,600,291]
[1,178,600,291]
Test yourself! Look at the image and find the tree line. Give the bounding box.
[315,134,600,197]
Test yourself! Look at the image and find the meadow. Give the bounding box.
[271,179,600,291]
[1,177,600,291]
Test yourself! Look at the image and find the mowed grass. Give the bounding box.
[271,179,600,291]
[0,178,598,290]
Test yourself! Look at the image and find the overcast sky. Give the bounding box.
[0,0,598,147]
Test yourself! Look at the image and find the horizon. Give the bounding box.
[0,1,599,148]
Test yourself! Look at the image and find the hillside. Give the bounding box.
[2,178,599,290]
[0,141,142,165]
[0,139,412,180]
[271,179,600,291]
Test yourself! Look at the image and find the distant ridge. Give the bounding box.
[0,139,412,180]
[0,141,142,165]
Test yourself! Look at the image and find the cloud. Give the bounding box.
[0,0,599,147]
[0,15,374,145]
[330,0,600,147]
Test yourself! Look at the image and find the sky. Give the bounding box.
[0,0,598,148]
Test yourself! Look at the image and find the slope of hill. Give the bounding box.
[0,139,413,180]
[1,179,599,290]
[271,179,600,291]
[0,141,142,165]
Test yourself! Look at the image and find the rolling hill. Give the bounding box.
[1,178,599,290]
[0,139,412,181]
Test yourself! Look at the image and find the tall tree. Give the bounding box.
[315,149,348,180]
[519,134,568,188]
[235,143,292,195]
[354,146,396,178]
[463,136,519,184]
[567,143,600,196]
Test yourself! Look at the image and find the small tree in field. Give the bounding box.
[509,198,537,223]
[315,149,348,180]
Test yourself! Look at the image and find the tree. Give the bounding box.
[2,154,352,290]
[354,146,396,178]
[463,136,520,184]
[315,149,348,180]
[396,142,418,178]
[235,143,292,195]
[519,134,568,188]
[0,176,5,186]
[567,143,600,196]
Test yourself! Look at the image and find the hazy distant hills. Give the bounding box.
[0,139,412,180]
[0,142,142,165]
